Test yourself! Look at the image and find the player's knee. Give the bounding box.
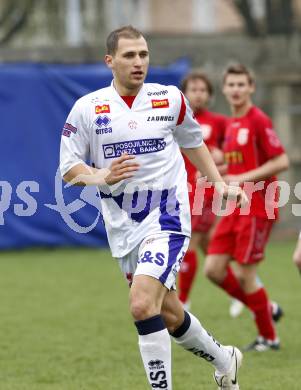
[293,252,301,269]
[203,258,221,282]
[161,309,178,332]
[130,296,157,321]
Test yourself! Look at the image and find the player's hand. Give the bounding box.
[104,153,140,185]
[223,174,244,185]
[66,167,111,186]
[216,182,249,208]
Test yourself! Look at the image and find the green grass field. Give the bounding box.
[0,241,300,390]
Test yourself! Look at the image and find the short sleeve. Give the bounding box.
[215,114,227,149]
[256,116,285,160]
[60,100,90,177]
[173,90,203,148]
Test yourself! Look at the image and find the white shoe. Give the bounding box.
[214,346,243,389]
[229,299,244,318]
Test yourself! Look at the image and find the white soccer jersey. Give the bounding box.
[60,82,203,257]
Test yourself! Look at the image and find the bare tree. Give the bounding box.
[233,0,295,37]
[0,0,34,45]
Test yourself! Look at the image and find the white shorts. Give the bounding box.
[117,232,189,290]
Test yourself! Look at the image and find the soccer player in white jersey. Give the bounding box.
[60,26,248,389]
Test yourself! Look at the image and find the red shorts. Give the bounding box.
[207,214,274,264]
[191,196,216,234]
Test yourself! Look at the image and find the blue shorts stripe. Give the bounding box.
[159,234,186,284]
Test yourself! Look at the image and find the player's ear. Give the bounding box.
[250,81,255,94]
[104,54,113,69]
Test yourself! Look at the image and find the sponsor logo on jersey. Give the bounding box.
[128,120,138,129]
[62,122,77,137]
[103,138,166,159]
[147,90,168,96]
[147,115,174,122]
[95,104,110,114]
[95,115,112,134]
[265,128,281,147]
[237,128,249,145]
[95,115,111,127]
[151,99,169,109]
[224,151,244,164]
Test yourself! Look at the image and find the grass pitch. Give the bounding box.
[0,240,300,389]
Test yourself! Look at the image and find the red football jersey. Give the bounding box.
[223,106,285,219]
[183,109,227,209]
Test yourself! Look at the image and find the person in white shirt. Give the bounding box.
[60,25,247,390]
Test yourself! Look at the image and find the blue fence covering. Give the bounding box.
[0,60,190,249]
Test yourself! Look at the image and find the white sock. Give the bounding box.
[172,311,231,373]
[135,315,172,389]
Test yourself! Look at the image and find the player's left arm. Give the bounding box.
[174,90,248,206]
[224,153,289,184]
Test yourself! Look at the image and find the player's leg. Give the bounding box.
[204,252,249,305]
[229,265,283,322]
[233,216,279,351]
[293,233,301,275]
[161,290,243,389]
[234,263,279,351]
[205,215,250,305]
[120,233,189,390]
[178,231,200,309]
[130,275,172,389]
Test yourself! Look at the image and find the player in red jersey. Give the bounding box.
[204,64,289,351]
[178,71,227,309]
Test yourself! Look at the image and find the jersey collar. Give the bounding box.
[110,80,146,110]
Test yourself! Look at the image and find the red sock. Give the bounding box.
[219,267,248,304]
[178,250,198,303]
[245,287,276,341]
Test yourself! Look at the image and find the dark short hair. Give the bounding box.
[223,63,255,85]
[180,70,214,96]
[106,25,144,55]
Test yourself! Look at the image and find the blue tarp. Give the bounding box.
[0,60,190,249]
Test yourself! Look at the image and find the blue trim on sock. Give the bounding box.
[171,311,191,338]
[135,315,166,336]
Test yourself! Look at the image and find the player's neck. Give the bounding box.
[113,79,141,97]
[231,101,253,118]
[193,106,207,115]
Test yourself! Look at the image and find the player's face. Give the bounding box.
[185,79,210,112]
[223,74,254,108]
[105,37,149,94]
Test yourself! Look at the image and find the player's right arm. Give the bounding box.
[60,100,139,186]
[63,154,140,186]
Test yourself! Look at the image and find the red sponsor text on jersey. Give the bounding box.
[152,99,169,109]
[95,104,110,114]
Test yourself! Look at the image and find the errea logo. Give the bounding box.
[95,115,112,135]
[95,115,111,127]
